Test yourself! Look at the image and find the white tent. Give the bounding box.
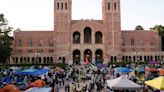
[24,87,52,92]
[106,76,142,90]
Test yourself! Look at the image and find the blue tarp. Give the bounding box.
[15,69,49,75]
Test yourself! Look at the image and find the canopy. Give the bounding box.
[106,77,142,90]
[24,87,52,92]
[145,76,164,90]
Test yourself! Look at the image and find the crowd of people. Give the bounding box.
[0,63,163,92]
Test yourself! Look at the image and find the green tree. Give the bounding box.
[151,25,164,51]
[0,14,13,64]
[135,25,144,30]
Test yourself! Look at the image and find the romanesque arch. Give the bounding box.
[73,49,81,65]
[84,27,92,43]
[95,49,103,64]
[84,49,92,63]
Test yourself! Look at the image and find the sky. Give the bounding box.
[0,0,164,30]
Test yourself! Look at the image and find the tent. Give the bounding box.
[158,69,164,76]
[106,77,142,90]
[145,76,164,90]
[116,67,132,73]
[149,60,159,64]
[24,87,52,92]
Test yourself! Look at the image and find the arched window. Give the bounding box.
[114,2,117,10]
[108,2,110,10]
[84,27,92,43]
[73,32,80,44]
[131,39,134,45]
[57,2,59,10]
[61,2,63,10]
[65,2,67,10]
[95,31,102,43]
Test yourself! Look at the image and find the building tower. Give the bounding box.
[54,0,72,62]
[102,0,121,61]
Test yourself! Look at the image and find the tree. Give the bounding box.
[135,25,144,30]
[151,25,164,51]
[0,14,13,64]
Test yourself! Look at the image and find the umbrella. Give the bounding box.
[34,80,45,87]
[145,76,164,90]
[3,84,20,92]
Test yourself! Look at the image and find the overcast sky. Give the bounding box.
[0,0,164,30]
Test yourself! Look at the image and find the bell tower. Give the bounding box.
[54,0,72,62]
[102,0,121,56]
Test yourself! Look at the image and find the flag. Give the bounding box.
[86,57,89,64]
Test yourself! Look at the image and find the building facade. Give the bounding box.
[11,0,164,64]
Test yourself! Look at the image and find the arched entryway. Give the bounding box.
[95,49,103,64]
[84,49,92,63]
[73,50,81,65]
[84,27,92,43]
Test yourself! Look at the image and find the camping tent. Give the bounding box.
[145,76,164,90]
[106,77,142,90]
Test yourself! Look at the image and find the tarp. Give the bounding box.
[24,87,52,92]
[106,76,142,90]
[145,76,164,90]
[15,69,49,75]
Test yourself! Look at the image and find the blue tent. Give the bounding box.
[2,76,13,83]
[137,68,145,73]
[116,67,132,73]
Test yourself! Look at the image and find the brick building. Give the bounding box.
[11,0,164,64]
